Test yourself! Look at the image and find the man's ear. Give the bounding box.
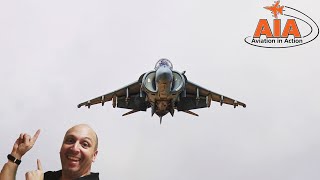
[92,150,98,162]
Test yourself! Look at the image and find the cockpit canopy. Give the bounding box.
[154,58,173,70]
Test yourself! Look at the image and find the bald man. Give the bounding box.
[26,124,99,180]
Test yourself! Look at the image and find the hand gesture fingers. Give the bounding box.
[23,134,31,146]
[12,129,41,158]
[25,159,44,180]
[37,159,43,171]
[32,129,41,144]
[20,133,25,140]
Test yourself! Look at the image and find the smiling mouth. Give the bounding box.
[67,155,81,161]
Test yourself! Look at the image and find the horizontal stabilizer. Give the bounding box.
[122,110,139,116]
[183,110,199,116]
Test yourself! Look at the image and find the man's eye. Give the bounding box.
[82,142,90,148]
[65,138,74,144]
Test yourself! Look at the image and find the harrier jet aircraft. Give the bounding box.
[78,59,246,124]
[264,0,284,19]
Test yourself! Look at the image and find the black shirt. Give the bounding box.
[44,170,99,180]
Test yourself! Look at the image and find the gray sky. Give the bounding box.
[1,0,320,180]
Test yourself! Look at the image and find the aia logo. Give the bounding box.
[244,1,319,48]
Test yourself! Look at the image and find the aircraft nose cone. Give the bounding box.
[155,66,173,83]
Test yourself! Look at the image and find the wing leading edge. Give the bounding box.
[77,81,143,109]
[176,81,246,111]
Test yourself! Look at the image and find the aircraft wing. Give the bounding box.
[77,80,148,111]
[176,81,246,111]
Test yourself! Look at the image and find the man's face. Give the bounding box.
[60,124,98,178]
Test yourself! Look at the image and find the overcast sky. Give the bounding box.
[1,0,320,180]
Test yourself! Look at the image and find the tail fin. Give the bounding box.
[169,107,174,117]
[151,105,155,117]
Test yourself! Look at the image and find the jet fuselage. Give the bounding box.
[141,59,185,118]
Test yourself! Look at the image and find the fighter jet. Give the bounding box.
[78,59,246,124]
[264,0,284,19]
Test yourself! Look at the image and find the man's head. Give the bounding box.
[60,124,98,179]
